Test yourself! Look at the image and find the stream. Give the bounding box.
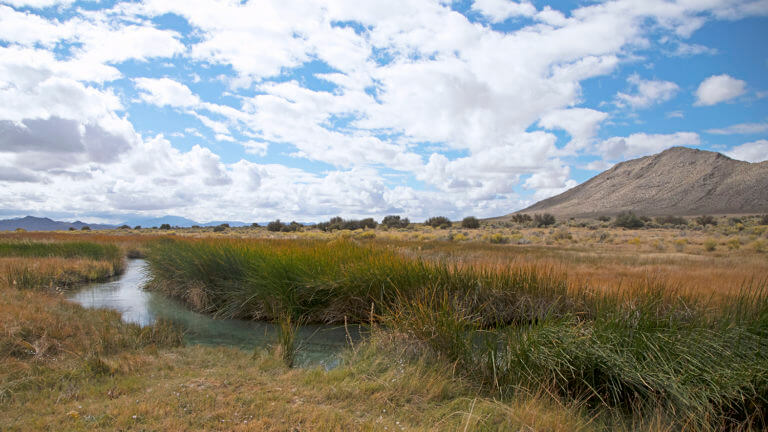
[67,259,364,368]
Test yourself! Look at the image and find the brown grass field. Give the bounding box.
[1,216,767,430]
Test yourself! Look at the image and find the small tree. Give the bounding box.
[251,222,260,227]
[118,224,131,229]
[134,225,142,230]
[511,214,532,224]
[160,223,171,230]
[425,216,451,229]
[382,215,410,228]
[461,216,480,229]
[81,226,91,231]
[282,221,302,232]
[212,224,227,232]
[267,219,284,232]
[359,218,378,229]
[614,211,644,229]
[533,213,556,227]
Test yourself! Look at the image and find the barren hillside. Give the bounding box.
[510,147,768,218]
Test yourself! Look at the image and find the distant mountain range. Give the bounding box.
[0,216,116,231]
[0,215,255,231]
[118,215,251,228]
[510,146,768,218]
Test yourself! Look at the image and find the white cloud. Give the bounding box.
[616,74,679,109]
[1,0,767,221]
[243,140,269,156]
[538,108,608,151]
[2,0,74,8]
[135,78,200,108]
[694,74,747,106]
[668,41,718,57]
[706,121,768,135]
[598,132,700,160]
[472,0,536,23]
[725,140,768,162]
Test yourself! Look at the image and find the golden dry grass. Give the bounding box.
[1,226,766,430]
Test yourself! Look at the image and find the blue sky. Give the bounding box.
[0,0,766,223]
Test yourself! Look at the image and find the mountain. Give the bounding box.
[0,216,116,231]
[511,147,768,218]
[201,220,250,227]
[119,215,200,228]
[119,215,252,228]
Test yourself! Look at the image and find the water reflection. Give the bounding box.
[68,259,364,368]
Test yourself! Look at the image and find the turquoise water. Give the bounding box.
[67,259,364,368]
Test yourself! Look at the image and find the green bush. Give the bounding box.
[382,215,410,228]
[316,216,376,231]
[160,223,172,230]
[461,216,480,229]
[510,214,532,224]
[425,216,451,229]
[696,215,717,226]
[267,220,285,232]
[655,215,687,226]
[614,211,645,229]
[533,213,555,227]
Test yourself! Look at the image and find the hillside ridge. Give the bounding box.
[511,146,768,218]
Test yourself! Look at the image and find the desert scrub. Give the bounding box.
[488,233,509,244]
[704,239,717,252]
[727,237,741,250]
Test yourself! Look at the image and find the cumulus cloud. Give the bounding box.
[694,74,747,106]
[135,78,200,108]
[538,108,608,151]
[471,0,536,22]
[0,0,766,221]
[598,132,701,160]
[2,0,74,7]
[725,140,768,163]
[616,74,679,109]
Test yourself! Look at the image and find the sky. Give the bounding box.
[0,0,767,224]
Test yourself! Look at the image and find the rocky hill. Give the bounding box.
[511,147,768,218]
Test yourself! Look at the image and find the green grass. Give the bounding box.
[145,238,569,325]
[0,240,122,262]
[145,237,768,429]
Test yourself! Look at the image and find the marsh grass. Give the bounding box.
[145,238,572,325]
[1,257,123,290]
[145,237,768,429]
